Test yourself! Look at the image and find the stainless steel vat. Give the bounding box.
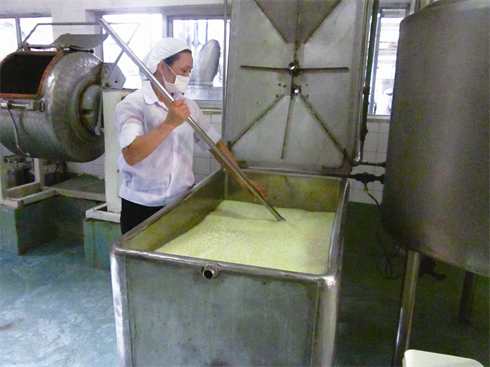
[0,50,114,162]
[381,0,489,276]
[112,169,349,366]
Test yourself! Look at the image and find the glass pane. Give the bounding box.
[371,14,404,115]
[102,14,163,89]
[0,19,18,61]
[172,19,229,101]
[20,17,53,46]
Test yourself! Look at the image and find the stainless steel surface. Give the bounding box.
[112,169,348,366]
[381,0,489,276]
[392,250,421,367]
[4,103,29,157]
[20,22,101,50]
[224,0,371,175]
[0,51,107,162]
[52,33,108,50]
[99,18,285,222]
[110,250,131,367]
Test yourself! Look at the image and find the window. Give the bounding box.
[0,19,17,61]
[19,17,54,46]
[99,10,229,105]
[169,17,230,103]
[0,16,53,61]
[368,5,410,116]
[101,14,163,89]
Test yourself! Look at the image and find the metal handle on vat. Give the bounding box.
[99,19,285,222]
[1,100,32,157]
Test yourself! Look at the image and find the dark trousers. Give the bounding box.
[120,198,164,234]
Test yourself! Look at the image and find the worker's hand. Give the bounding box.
[165,98,190,128]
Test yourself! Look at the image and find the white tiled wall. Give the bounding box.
[67,154,105,179]
[348,119,390,205]
[193,111,223,183]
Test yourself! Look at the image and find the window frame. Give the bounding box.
[97,11,166,60]
[96,6,230,109]
[0,13,52,56]
[166,6,231,109]
[367,1,412,119]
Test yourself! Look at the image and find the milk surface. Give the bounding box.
[156,200,335,274]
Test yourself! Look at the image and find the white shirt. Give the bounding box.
[115,81,221,207]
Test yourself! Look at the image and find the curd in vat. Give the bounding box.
[156,200,335,274]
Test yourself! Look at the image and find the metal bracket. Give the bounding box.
[0,99,45,112]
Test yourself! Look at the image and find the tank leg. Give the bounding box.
[0,147,6,200]
[392,250,421,367]
[459,271,477,324]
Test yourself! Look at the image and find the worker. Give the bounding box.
[115,38,265,234]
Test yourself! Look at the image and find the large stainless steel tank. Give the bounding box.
[111,0,372,365]
[0,50,109,162]
[381,0,489,276]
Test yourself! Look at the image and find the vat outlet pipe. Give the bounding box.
[99,19,285,222]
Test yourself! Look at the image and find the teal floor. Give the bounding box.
[0,202,488,367]
[335,203,489,367]
[0,239,116,366]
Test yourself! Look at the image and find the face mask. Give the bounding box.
[163,64,190,94]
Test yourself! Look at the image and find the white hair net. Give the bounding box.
[140,38,191,80]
